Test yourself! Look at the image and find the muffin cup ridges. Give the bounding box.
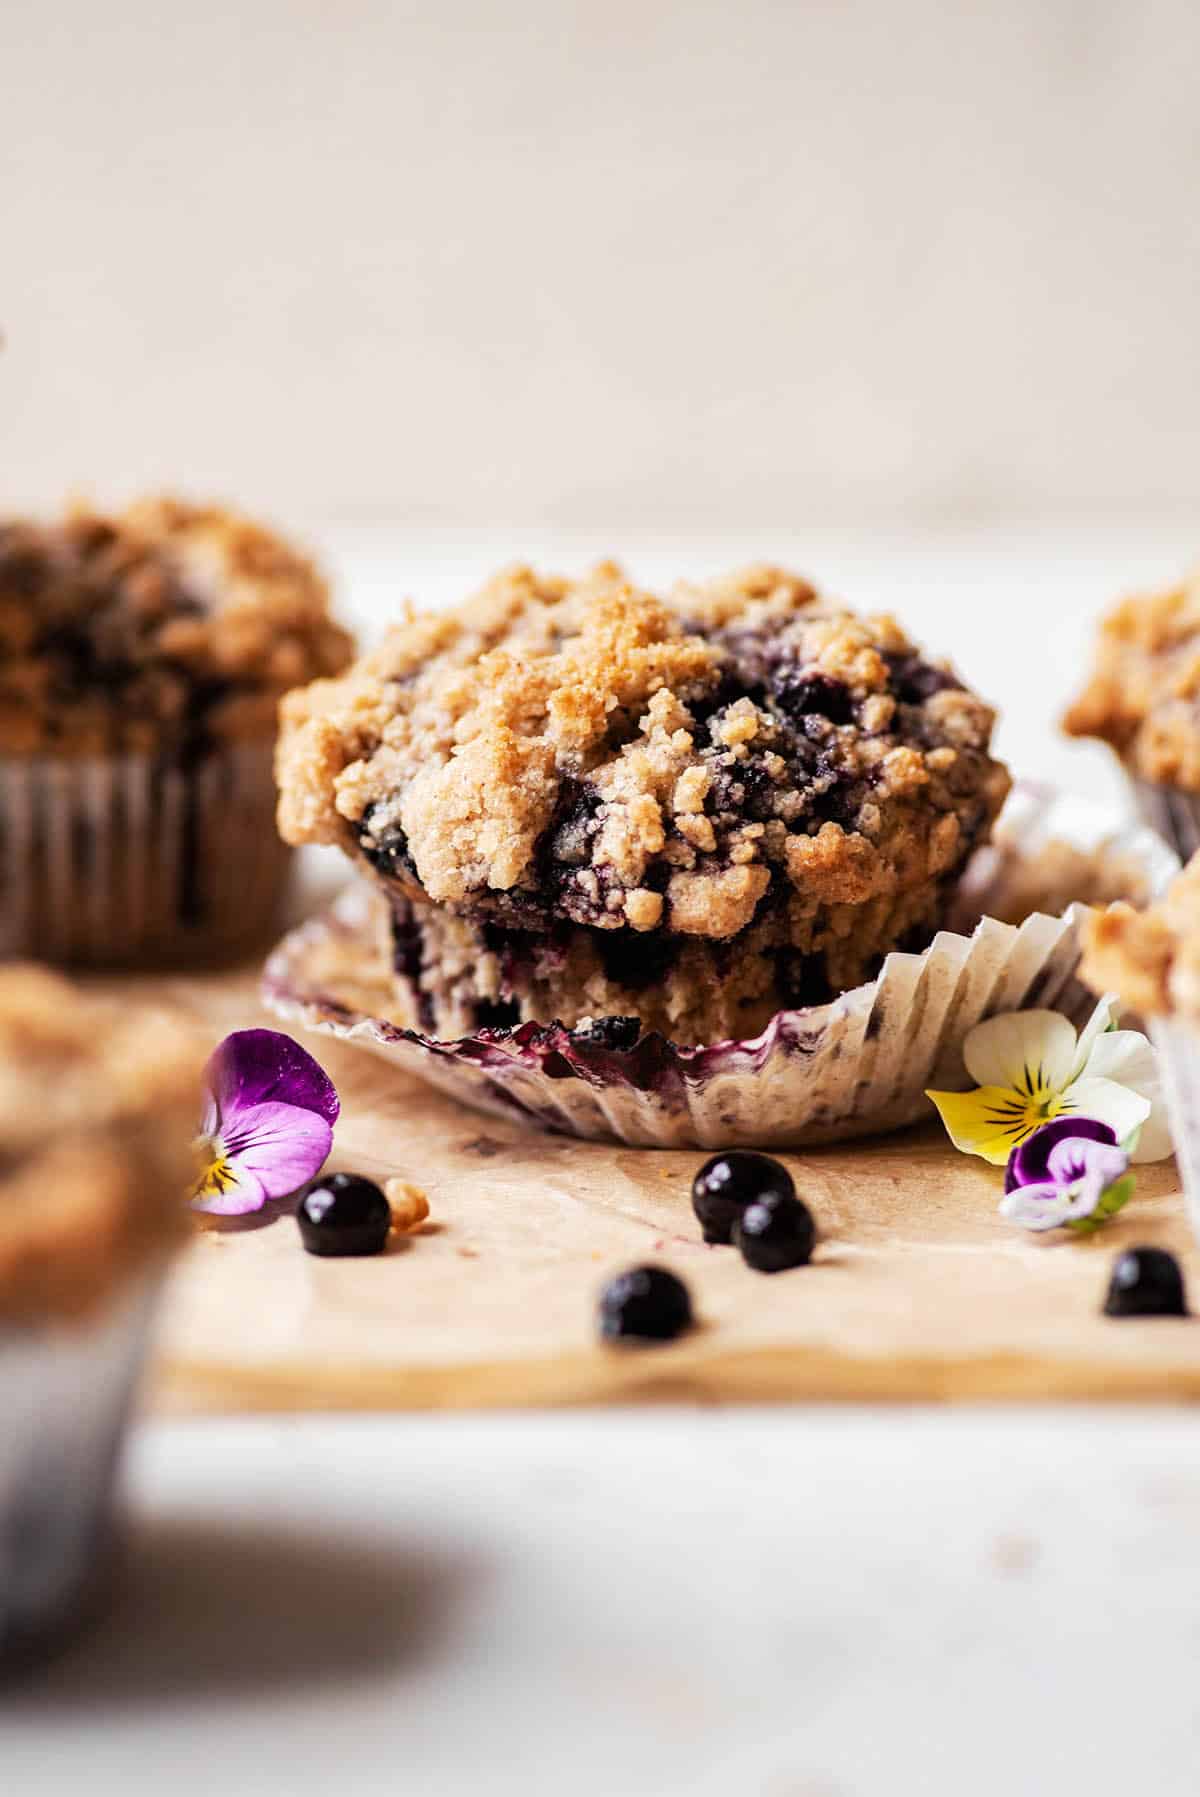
[0,1276,159,1668]
[263,790,1178,1151]
[0,739,290,967]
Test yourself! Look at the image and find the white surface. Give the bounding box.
[11,527,1200,1789]
[8,1411,1200,1796]
[5,0,1200,523]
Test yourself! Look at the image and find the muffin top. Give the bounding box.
[1081,853,1200,1023]
[0,965,202,1323]
[278,562,1010,942]
[1064,569,1200,789]
[0,497,354,755]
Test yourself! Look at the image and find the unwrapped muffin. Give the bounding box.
[277,562,1011,1045]
[0,965,201,1662]
[1064,566,1200,860]
[0,497,354,965]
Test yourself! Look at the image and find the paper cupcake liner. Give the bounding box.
[1131,778,1200,867]
[0,740,290,966]
[1148,1018,1200,1247]
[0,1277,159,1667]
[262,788,1178,1150]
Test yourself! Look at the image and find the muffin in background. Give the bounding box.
[1081,858,1200,1240]
[0,964,201,1663]
[0,497,354,966]
[277,561,1011,1045]
[1064,567,1200,861]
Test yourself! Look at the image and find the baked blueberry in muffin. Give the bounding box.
[277,563,1010,1044]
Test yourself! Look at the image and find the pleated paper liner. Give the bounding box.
[262,789,1179,1151]
[0,740,290,966]
[0,1278,159,1667]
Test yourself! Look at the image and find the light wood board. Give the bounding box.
[109,960,1200,1410]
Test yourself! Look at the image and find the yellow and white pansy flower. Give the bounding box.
[926,997,1172,1169]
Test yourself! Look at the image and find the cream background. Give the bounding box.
[3,0,1200,526]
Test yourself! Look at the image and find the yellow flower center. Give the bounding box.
[192,1138,236,1205]
[980,1066,1072,1148]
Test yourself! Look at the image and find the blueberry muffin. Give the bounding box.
[0,496,354,964]
[277,563,1011,1045]
[1064,567,1200,858]
[0,964,201,1660]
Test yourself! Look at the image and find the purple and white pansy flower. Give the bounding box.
[999,1122,1135,1233]
[927,996,1175,1234]
[192,1029,339,1216]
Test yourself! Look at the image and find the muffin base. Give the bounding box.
[0,740,290,967]
[381,881,953,1047]
[0,1277,158,1668]
[264,790,1177,1149]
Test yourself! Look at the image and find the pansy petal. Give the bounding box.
[1045,1136,1129,1190]
[1005,1116,1117,1193]
[1068,995,1119,1084]
[962,1011,1078,1098]
[1083,1028,1159,1094]
[192,1160,268,1217]
[1058,1076,1150,1148]
[1078,1031,1173,1162]
[206,1030,339,1128]
[1125,1107,1175,1164]
[999,1182,1076,1231]
[926,1086,1040,1165]
[220,1099,334,1202]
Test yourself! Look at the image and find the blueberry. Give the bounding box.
[733,1192,817,1273]
[599,1266,693,1343]
[1103,1246,1188,1318]
[298,1172,392,1258]
[691,1151,796,1245]
[357,805,417,881]
[573,1015,643,1051]
[883,651,960,707]
[775,671,853,725]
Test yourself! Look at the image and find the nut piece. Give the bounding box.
[384,1177,430,1233]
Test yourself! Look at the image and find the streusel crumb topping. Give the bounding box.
[1064,569,1200,789]
[278,562,1010,955]
[0,497,354,755]
[1081,853,1200,1021]
[0,964,203,1321]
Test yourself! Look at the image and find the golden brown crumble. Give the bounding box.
[1064,569,1200,789]
[1080,853,1200,1021]
[0,496,354,755]
[0,964,203,1322]
[278,563,1009,969]
[385,1177,430,1232]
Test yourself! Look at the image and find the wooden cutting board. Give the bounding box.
[114,958,1200,1410]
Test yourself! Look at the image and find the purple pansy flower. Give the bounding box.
[999,1120,1133,1233]
[192,1029,339,1216]
[1004,1116,1117,1193]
